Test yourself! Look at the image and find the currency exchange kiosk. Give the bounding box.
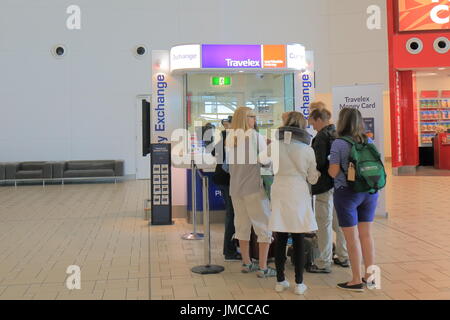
[150,44,315,224]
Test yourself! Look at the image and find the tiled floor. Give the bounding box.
[150,165,450,300]
[1,164,450,300]
[0,181,150,300]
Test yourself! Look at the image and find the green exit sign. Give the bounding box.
[211,76,231,86]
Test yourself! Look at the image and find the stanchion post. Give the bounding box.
[192,160,197,234]
[203,176,210,265]
[181,161,203,240]
[191,173,224,275]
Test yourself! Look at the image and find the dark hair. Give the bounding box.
[336,108,367,144]
[310,108,332,122]
[221,116,233,125]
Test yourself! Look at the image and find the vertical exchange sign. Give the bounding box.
[151,50,183,144]
[294,50,315,136]
[152,50,170,144]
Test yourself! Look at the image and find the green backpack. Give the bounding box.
[339,137,387,194]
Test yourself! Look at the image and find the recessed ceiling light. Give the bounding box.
[438,68,446,71]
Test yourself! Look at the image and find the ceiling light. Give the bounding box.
[416,72,438,77]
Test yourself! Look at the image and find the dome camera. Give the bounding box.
[52,45,66,58]
[256,73,265,79]
[134,45,148,58]
[406,38,423,55]
[434,37,449,54]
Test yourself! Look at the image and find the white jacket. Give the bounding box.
[269,138,320,234]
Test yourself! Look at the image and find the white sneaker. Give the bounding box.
[294,283,308,295]
[275,280,290,292]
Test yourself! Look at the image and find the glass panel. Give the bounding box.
[186,73,294,137]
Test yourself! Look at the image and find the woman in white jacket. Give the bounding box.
[269,112,320,295]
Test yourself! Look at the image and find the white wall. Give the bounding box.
[0,0,390,176]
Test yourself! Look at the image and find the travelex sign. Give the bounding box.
[170,44,306,71]
[202,44,262,68]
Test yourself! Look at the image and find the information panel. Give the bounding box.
[150,143,172,225]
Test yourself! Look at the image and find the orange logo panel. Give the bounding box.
[263,45,286,68]
[398,0,450,31]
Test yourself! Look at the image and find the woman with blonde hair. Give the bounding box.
[269,111,320,295]
[226,106,276,278]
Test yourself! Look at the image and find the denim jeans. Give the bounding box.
[218,185,238,256]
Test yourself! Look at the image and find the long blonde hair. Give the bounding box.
[227,106,256,147]
[231,107,255,131]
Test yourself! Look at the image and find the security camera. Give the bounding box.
[406,38,423,55]
[256,73,264,79]
[134,45,148,58]
[434,37,449,54]
[137,46,146,55]
[52,45,66,58]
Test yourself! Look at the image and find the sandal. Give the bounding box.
[241,262,259,273]
[257,266,277,278]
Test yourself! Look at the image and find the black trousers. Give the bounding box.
[275,232,305,284]
[218,185,238,256]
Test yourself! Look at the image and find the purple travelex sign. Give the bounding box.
[201,44,262,68]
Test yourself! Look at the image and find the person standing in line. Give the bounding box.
[307,107,349,274]
[211,116,242,261]
[328,108,379,292]
[269,112,320,295]
[226,107,276,278]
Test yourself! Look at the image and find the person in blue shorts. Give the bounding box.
[328,108,379,292]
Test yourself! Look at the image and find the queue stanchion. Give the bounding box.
[191,173,224,274]
[181,161,204,240]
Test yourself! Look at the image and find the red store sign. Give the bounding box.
[398,0,450,32]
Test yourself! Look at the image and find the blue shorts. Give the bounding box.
[333,187,379,228]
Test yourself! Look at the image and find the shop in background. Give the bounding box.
[387,0,450,172]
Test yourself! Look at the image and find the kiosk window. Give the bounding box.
[186,73,294,133]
